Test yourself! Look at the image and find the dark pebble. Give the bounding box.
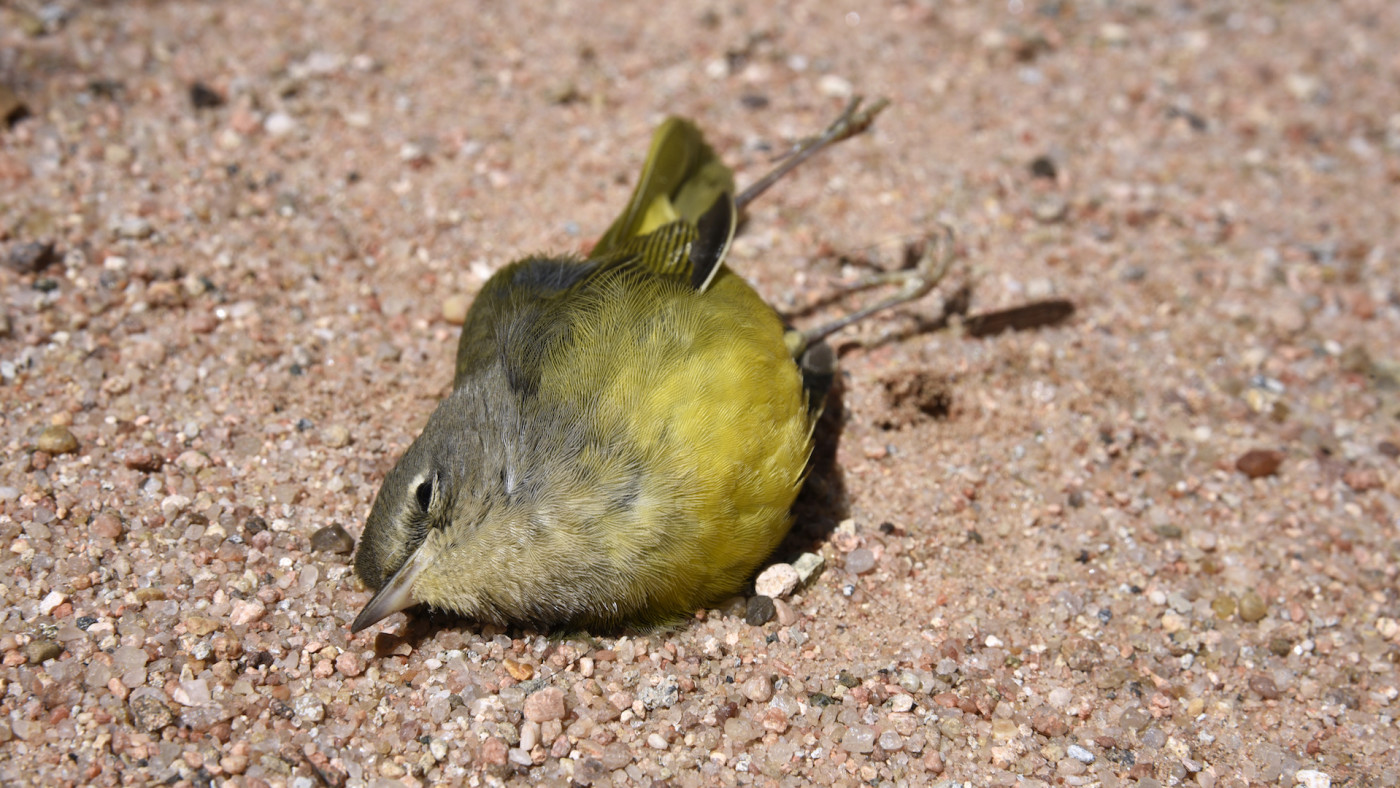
[1,84,30,128]
[6,241,58,274]
[23,638,62,664]
[1029,155,1058,180]
[1379,440,1399,459]
[1268,637,1293,657]
[837,669,860,688]
[310,523,355,555]
[76,615,97,630]
[1236,449,1284,478]
[740,93,770,110]
[809,692,836,707]
[245,515,269,535]
[189,81,225,110]
[745,595,775,625]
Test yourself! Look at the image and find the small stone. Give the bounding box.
[772,598,798,626]
[1032,709,1069,737]
[36,425,79,455]
[129,695,175,732]
[480,736,508,767]
[22,638,62,664]
[1249,675,1280,700]
[38,590,66,615]
[293,695,325,723]
[189,82,224,110]
[741,675,773,703]
[793,552,826,585]
[1210,594,1236,619]
[503,658,533,680]
[755,563,800,598]
[647,732,668,749]
[1,84,29,127]
[122,448,163,472]
[1295,769,1331,788]
[845,548,876,575]
[842,724,877,754]
[6,241,58,274]
[264,111,296,136]
[1238,589,1268,622]
[322,424,352,448]
[1032,195,1069,223]
[229,599,266,625]
[310,523,355,554]
[220,754,248,775]
[745,595,776,625]
[818,74,853,98]
[175,450,210,472]
[1066,743,1095,764]
[1342,467,1382,492]
[1236,449,1284,478]
[523,687,566,722]
[442,294,471,325]
[244,515,269,535]
[184,616,221,637]
[1061,636,1103,671]
[114,217,154,240]
[335,650,364,677]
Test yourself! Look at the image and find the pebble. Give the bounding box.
[793,552,825,585]
[321,424,352,448]
[335,651,364,677]
[1295,770,1331,788]
[773,597,798,626]
[755,563,799,598]
[5,241,57,273]
[36,424,79,455]
[294,695,325,723]
[1249,675,1281,700]
[1238,589,1268,622]
[129,695,175,732]
[114,217,154,240]
[22,638,62,664]
[310,523,355,554]
[1236,449,1284,478]
[741,675,773,703]
[122,447,164,472]
[264,112,297,136]
[1032,195,1069,223]
[1210,594,1236,619]
[1066,743,1095,763]
[442,294,471,325]
[229,599,266,625]
[523,687,566,722]
[745,595,776,625]
[845,548,876,575]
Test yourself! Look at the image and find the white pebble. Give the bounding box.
[755,563,799,599]
[1066,744,1095,764]
[1295,770,1331,788]
[39,590,66,615]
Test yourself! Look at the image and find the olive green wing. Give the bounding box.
[592,118,737,292]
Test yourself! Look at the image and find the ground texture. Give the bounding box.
[2,1,1399,786]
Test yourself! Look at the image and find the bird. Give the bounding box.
[351,98,950,633]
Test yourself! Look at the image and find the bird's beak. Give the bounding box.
[351,542,434,633]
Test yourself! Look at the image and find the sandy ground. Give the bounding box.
[2,1,1399,786]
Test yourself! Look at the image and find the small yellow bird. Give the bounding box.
[352,98,947,633]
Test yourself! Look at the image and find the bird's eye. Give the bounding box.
[415,476,434,510]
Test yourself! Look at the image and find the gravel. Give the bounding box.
[1,1,1398,785]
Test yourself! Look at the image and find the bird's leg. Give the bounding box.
[798,224,957,349]
[735,96,890,212]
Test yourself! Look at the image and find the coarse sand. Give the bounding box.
[2,2,1398,786]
